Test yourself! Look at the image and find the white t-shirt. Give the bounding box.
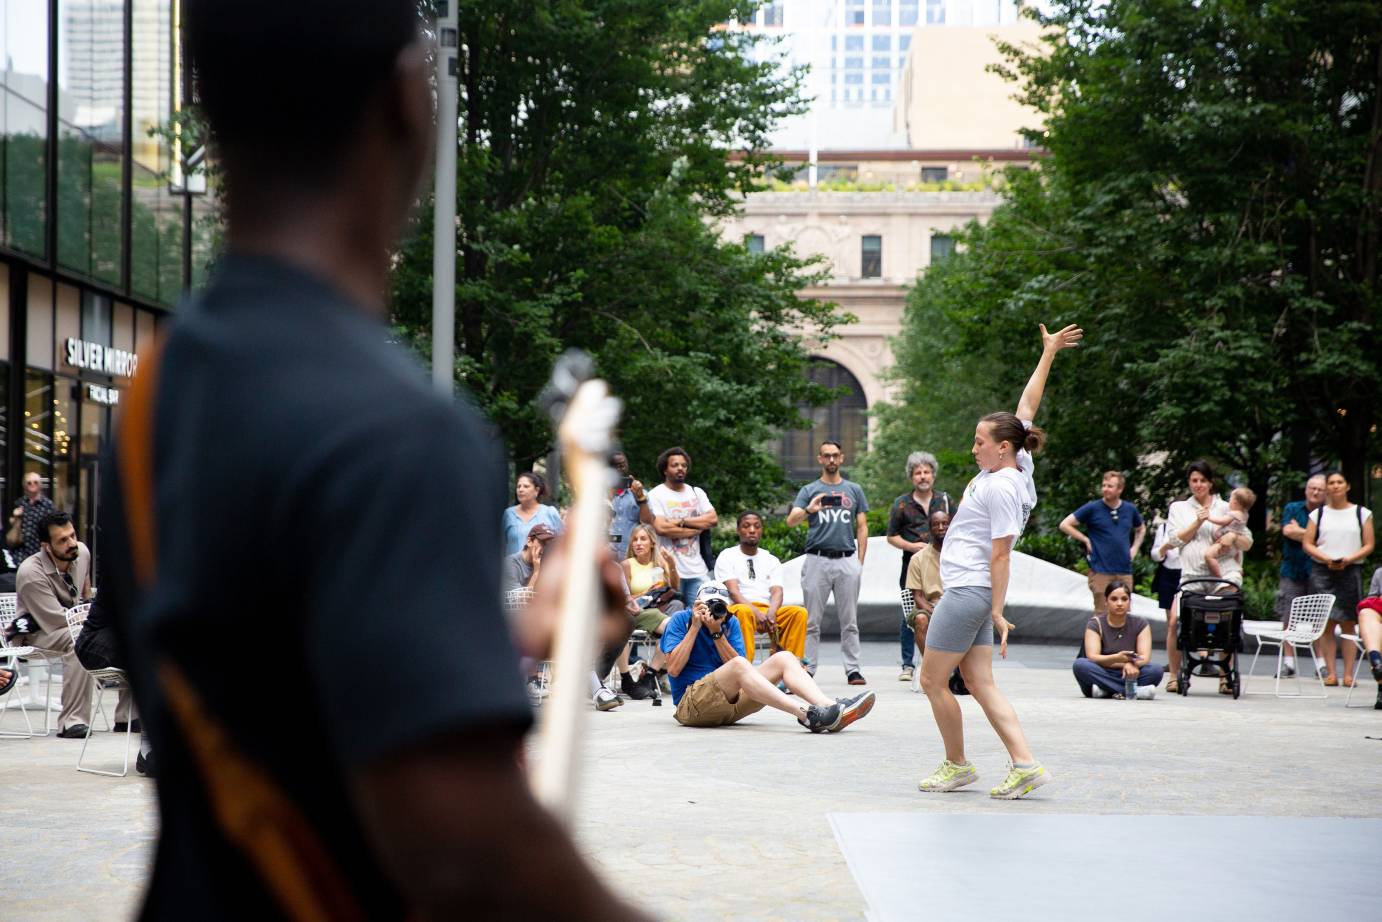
[1312,504,1372,559]
[940,441,1037,590]
[714,546,783,606]
[646,483,714,579]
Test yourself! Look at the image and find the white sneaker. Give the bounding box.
[593,687,622,711]
[1090,685,1108,699]
[1135,685,1156,700]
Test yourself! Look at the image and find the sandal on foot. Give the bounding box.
[1323,676,1339,687]
[1166,678,1181,694]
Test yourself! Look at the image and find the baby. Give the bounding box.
[1203,486,1256,579]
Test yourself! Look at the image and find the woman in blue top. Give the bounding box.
[501,471,563,556]
[916,322,1082,800]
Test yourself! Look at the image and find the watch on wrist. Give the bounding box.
[710,629,723,640]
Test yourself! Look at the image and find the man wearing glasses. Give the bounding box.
[8,472,56,563]
[1059,471,1147,614]
[786,440,871,685]
[715,512,807,664]
[14,511,133,738]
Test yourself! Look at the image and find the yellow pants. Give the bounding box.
[730,603,808,662]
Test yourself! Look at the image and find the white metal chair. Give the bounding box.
[63,603,135,777]
[1245,594,1335,698]
[1336,625,1371,708]
[505,589,552,702]
[0,591,59,738]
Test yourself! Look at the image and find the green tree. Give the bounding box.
[870,0,1382,542]
[391,1,848,510]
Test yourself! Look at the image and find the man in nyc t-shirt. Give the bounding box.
[786,440,870,684]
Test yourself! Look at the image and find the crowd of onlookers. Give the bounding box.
[501,447,1382,717]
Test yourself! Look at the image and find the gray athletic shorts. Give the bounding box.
[926,585,994,653]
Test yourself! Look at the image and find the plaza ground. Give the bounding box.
[2,642,1379,920]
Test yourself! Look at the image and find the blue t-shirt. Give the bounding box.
[1279,500,1311,582]
[658,608,746,704]
[1074,500,1143,574]
[501,503,563,556]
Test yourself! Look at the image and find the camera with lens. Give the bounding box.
[705,598,730,620]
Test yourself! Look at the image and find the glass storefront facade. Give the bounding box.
[1,1,212,550]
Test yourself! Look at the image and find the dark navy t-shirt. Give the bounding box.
[115,254,532,920]
[658,608,745,703]
[1074,500,1143,574]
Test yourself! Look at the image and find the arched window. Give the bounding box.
[777,359,868,481]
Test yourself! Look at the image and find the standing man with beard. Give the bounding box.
[647,447,718,606]
[887,452,953,682]
[787,440,870,685]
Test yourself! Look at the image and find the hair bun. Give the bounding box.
[1024,426,1046,454]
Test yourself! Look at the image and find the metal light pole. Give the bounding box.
[432,4,459,396]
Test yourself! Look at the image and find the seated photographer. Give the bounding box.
[715,512,806,662]
[659,582,876,731]
[1073,581,1162,699]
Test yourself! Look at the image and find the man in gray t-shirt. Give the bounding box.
[786,440,870,684]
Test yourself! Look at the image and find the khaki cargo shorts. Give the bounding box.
[673,673,764,727]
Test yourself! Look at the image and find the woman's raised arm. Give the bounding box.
[1016,323,1083,422]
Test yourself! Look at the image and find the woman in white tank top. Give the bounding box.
[1303,471,1376,685]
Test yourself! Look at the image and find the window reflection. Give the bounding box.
[130,0,182,304]
[57,0,127,286]
[1,2,51,256]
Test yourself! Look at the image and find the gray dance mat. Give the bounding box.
[830,813,1380,922]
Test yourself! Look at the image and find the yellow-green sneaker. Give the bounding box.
[917,760,978,793]
[988,762,1049,800]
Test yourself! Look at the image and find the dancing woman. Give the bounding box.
[916,322,1082,799]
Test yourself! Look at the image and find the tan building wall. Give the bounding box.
[719,188,1006,426]
[892,21,1044,150]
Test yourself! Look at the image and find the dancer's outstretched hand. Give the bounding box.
[993,614,1016,659]
[1040,322,1083,354]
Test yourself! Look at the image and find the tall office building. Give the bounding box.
[739,0,1021,149]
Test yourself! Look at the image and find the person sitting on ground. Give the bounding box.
[659,582,876,731]
[1073,581,1162,699]
[715,512,807,664]
[502,524,557,593]
[1355,566,1382,710]
[1203,487,1256,580]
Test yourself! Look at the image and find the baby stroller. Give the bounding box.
[1176,576,1245,698]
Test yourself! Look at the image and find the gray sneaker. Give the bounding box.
[800,702,842,733]
[593,687,622,711]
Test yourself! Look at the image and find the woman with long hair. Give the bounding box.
[916,322,1081,800]
[1303,471,1375,686]
[501,470,563,556]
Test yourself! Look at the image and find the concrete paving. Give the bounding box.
[2,642,1379,920]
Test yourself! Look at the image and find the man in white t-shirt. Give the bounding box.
[715,512,807,662]
[647,446,717,606]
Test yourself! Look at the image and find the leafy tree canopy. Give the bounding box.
[866,0,1382,541]
[392,1,850,511]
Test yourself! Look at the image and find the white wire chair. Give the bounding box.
[63,603,135,777]
[0,591,60,738]
[505,588,552,703]
[1245,593,1335,699]
[900,587,924,692]
[1336,624,1371,708]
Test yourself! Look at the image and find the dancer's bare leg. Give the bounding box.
[919,648,969,763]
[960,645,1034,764]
